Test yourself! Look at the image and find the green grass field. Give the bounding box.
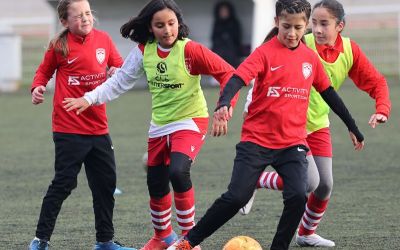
[0,82,399,249]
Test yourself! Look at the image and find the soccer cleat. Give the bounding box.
[166,237,193,250]
[239,190,257,215]
[140,231,178,250]
[93,241,137,250]
[295,233,335,247]
[28,239,49,250]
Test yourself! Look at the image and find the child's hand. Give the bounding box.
[368,113,387,128]
[107,66,118,77]
[63,97,90,115]
[32,86,46,105]
[211,112,228,137]
[215,105,231,121]
[349,132,364,151]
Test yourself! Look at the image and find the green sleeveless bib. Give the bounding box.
[143,39,208,125]
[304,34,353,132]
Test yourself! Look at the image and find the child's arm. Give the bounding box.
[212,75,246,137]
[31,47,58,105]
[313,58,364,150]
[348,40,391,127]
[63,46,144,114]
[106,35,124,77]
[185,41,240,108]
[319,86,364,150]
[212,48,265,136]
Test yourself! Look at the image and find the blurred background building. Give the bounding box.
[1,0,399,91]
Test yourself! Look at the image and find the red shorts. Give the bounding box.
[306,127,332,157]
[147,130,206,167]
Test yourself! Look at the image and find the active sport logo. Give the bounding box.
[157,62,168,73]
[68,76,80,86]
[267,86,281,97]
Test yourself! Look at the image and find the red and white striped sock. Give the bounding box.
[174,188,195,236]
[257,171,284,190]
[150,192,173,238]
[298,192,330,236]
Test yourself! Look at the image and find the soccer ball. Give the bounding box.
[223,236,262,250]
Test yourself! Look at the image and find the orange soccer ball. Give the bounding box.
[223,236,263,250]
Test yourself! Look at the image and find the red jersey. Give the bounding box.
[32,29,123,135]
[236,36,331,149]
[315,34,391,117]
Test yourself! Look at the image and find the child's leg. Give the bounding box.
[256,154,319,193]
[147,165,173,239]
[240,154,319,216]
[296,128,335,247]
[271,145,308,250]
[35,133,88,241]
[84,134,117,242]
[169,152,196,236]
[185,141,268,247]
[169,130,205,236]
[298,156,333,236]
[146,136,174,240]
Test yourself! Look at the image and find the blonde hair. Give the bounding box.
[49,0,90,57]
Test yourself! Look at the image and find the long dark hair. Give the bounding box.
[264,0,311,43]
[313,0,346,27]
[120,0,189,44]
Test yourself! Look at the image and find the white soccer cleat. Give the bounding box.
[295,233,335,247]
[239,190,257,215]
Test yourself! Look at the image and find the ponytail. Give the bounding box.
[263,27,279,43]
[49,28,69,57]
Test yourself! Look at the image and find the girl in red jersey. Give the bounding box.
[28,1,135,250]
[169,0,364,249]
[62,0,237,249]
[241,0,391,247]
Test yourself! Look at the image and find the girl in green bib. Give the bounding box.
[63,0,237,249]
[241,0,391,247]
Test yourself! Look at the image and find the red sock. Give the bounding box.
[174,188,195,236]
[257,171,284,190]
[298,192,330,236]
[150,192,172,238]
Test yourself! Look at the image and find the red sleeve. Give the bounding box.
[107,35,123,67]
[234,47,265,85]
[348,40,391,117]
[184,41,239,107]
[138,43,145,54]
[312,55,331,92]
[31,45,58,92]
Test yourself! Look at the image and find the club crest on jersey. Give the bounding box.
[96,48,105,64]
[302,62,312,79]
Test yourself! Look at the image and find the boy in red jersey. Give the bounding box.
[169,0,364,249]
[28,1,134,250]
[241,0,391,247]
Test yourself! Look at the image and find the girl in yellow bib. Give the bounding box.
[63,0,237,249]
[241,0,391,247]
